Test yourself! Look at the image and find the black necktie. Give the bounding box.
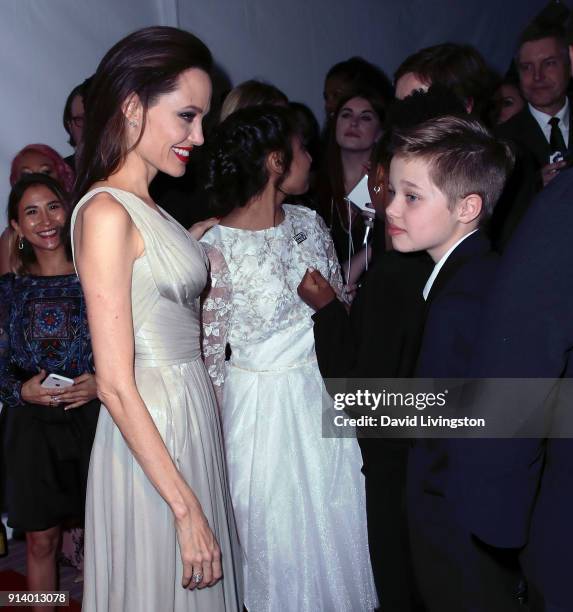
[549,116,567,154]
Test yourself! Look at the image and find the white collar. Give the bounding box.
[423,230,478,301]
[528,98,569,128]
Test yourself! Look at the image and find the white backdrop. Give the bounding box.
[0,0,552,222]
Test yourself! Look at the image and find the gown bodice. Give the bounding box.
[72,187,208,366]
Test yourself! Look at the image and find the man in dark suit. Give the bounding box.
[498,22,571,188]
[452,154,573,612]
[489,22,572,249]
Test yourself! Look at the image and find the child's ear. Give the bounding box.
[266,150,285,177]
[457,193,482,224]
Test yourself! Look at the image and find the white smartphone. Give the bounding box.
[41,373,74,389]
[346,174,374,213]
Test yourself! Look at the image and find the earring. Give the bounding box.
[18,236,24,250]
[128,119,138,128]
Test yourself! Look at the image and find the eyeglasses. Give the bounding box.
[70,115,84,129]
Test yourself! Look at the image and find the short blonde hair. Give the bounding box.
[391,115,515,220]
[220,79,287,122]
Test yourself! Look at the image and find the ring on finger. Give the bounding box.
[192,572,203,584]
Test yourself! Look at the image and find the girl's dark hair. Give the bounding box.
[7,174,72,274]
[317,88,385,228]
[206,105,300,215]
[75,26,212,201]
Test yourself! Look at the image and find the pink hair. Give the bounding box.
[9,144,75,192]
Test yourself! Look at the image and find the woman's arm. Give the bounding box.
[0,275,24,406]
[74,193,221,589]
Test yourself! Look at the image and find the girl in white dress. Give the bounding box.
[201,105,377,611]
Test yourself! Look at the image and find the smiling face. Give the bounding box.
[12,151,56,181]
[386,155,473,262]
[518,37,570,115]
[11,185,68,256]
[130,68,212,178]
[335,97,382,153]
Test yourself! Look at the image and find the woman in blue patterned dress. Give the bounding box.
[0,173,99,607]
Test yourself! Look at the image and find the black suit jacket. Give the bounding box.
[312,249,432,612]
[411,231,498,497]
[497,103,573,170]
[453,168,573,608]
[312,250,432,468]
[313,250,432,381]
[489,105,572,250]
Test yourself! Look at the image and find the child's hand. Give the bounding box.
[297,268,336,311]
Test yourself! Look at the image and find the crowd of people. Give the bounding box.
[0,2,572,611]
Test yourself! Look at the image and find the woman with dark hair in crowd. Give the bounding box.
[491,78,525,125]
[323,56,392,122]
[71,26,241,611]
[0,145,75,278]
[201,104,377,611]
[317,89,385,285]
[0,174,99,611]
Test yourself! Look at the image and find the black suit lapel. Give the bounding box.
[425,232,491,305]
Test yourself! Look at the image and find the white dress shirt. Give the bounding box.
[423,230,478,301]
[528,99,570,148]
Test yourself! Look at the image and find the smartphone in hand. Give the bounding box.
[41,373,74,389]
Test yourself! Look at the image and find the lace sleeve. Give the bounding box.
[315,213,350,305]
[0,274,22,407]
[201,243,233,407]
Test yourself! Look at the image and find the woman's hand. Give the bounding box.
[175,503,222,590]
[188,217,220,241]
[58,373,98,410]
[20,369,66,406]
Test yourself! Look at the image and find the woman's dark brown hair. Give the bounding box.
[7,174,72,275]
[75,26,212,201]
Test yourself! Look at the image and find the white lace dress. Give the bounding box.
[201,205,377,611]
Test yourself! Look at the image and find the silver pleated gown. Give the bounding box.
[71,187,242,612]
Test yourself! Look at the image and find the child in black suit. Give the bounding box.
[299,115,517,611]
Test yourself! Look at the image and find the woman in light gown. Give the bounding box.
[70,26,241,611]
[201,105,377,611]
